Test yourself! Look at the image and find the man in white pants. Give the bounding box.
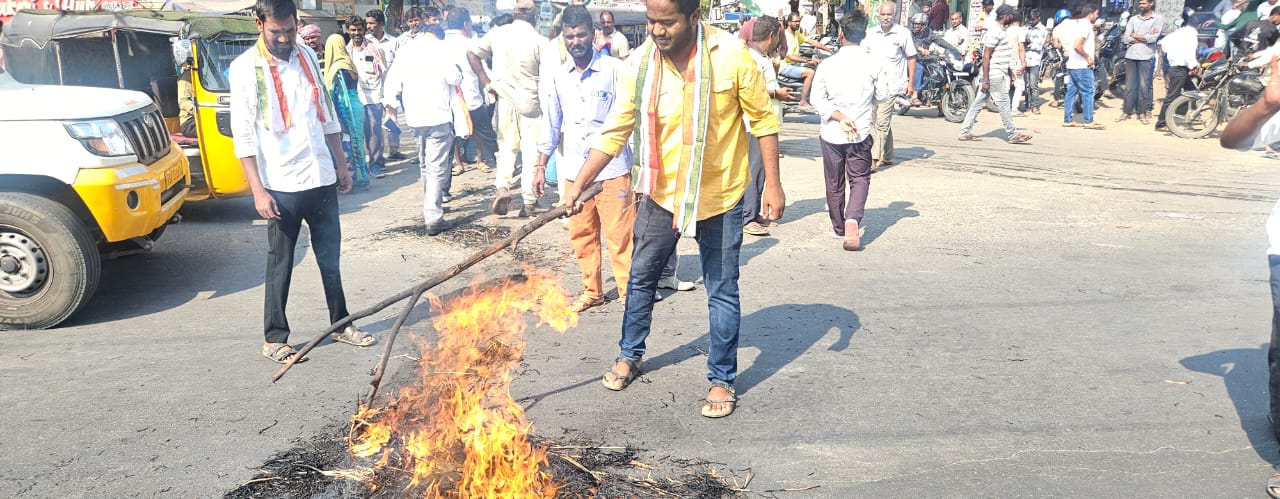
[468,0,544,217]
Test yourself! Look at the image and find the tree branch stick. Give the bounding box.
[271,182,604,383]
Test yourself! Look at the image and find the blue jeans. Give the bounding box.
[1064,68,1096,124]
[620,196,744,386]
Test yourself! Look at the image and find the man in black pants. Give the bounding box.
[1154,8,1199,132]
[230,0,376,364]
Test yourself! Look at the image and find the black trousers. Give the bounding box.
[1155,66,1190,129]
[264,184,349,344]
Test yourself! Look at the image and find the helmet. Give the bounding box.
[1181,6,1195,26]
[1054,8,1071,24]
[911,13,929,25]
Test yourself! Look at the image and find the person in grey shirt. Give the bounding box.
[957,6,1032,144]
[1119,0,1162,124]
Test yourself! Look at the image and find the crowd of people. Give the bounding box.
[231,0,1278,421]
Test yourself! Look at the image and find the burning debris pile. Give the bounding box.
[226,270,746,498]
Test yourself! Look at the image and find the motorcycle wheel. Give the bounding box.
[897,102,912,116]
[1165,94,1220,139]
[942,82,974,123]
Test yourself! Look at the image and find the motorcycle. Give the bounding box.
[1163,56,1263,139]
[896,54,975,122]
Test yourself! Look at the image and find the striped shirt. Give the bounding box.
[983,24,1014,71]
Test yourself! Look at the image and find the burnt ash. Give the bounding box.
[225,431,744,498]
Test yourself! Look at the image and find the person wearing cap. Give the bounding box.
[864,1,916,170]
[957,5,1032,144]
[468,0,546,217]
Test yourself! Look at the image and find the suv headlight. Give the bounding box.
[64,119,135,157]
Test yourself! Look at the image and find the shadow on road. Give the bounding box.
[637,303,860,396]
[1180,344,1280,465]
[785,199,920,248]
[517,303,860,410]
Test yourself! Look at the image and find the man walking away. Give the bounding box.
[469,0,545,217]
[1156,8,1200,132]
[958,5,1033,144]
[384,24,462,236]
[864,1,916,169]
[231,0,375,364]
[562,0,784,418]
[812,11,881,251]
[346,15,391,177]
[534,6,635,313]
[1119,0,1162,125]
[744,16,791,238]
[443,7,497,199]
[1062,2,1104,129]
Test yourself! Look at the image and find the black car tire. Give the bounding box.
[0,193,101,330]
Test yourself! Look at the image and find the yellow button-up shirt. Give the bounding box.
[593,26,779,220]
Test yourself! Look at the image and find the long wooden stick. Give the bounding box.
[271,183,603,383]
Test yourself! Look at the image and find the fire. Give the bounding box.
[348,268,578,496]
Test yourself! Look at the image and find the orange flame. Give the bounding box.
[348,268,577,496]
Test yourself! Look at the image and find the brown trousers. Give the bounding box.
[567,174,636,301]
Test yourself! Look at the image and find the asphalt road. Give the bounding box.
[3,99,1280,497]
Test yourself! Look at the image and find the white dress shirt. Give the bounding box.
[372,32,397,67]
[1159,26,1200,69]
[230,45,342,192]
[444,29,484,110]
[810,45,880,145]
[863,23,917,98]
[383,36,463,128]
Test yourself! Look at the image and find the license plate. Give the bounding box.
[163,165,184,187]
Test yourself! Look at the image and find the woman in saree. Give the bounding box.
[317,31,371,190]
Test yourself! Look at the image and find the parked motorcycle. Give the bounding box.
[896,54,975,122]
[1163,57,1262,139]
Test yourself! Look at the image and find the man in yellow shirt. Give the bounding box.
[563,0,785,419]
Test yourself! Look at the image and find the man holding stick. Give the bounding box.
[563,0,784,418]
[231,0,376,364]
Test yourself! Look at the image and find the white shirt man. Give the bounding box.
[230,45,341,191]
[864,19,917,99]
[383,35,463,232]
[811,34,882,250]
[469,4,544,214]
[348,40,387,106]
[862,3,916,167]
[1260,0,1280,19]
[1060,17,1095,70]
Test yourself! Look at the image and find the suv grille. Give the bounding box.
[116,106,171,165]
